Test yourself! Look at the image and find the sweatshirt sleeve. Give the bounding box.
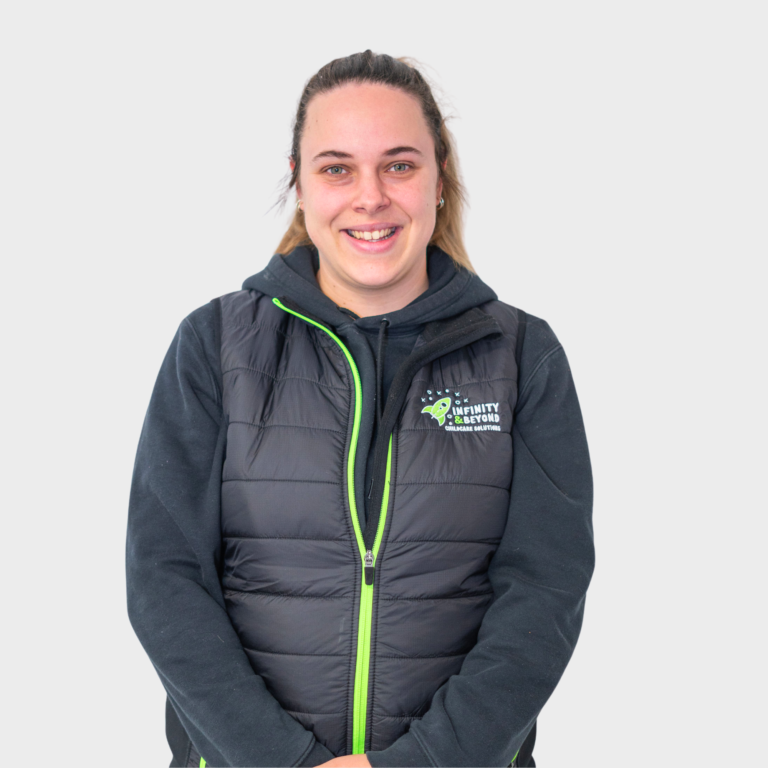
[366,316,595,767]
[126,302,335,768]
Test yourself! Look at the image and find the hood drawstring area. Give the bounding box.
[368,317,389,501]
[375,318,390,426]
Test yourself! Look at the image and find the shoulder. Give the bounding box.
[181,285,274,346]
[180,287,303,375]
[480,299,563,365]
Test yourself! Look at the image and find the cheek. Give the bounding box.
[305,186,346,226]
[397,184,435,224]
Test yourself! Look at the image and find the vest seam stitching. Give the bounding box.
[398,427,511,434]
[223,321,335,342]
[379,591,493,602]
[229,420,345,435]
[224,535,353,541]
[396,481,509,491]
[410,376,517,388]
[224,588,350,600]
[222,478,341,485]
[375,714,424,721]
[388,539,501,544]
[244,647,347,657]
[376,653,467,659]
[222,365,348,391]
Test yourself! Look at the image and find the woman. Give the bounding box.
[127,50,594,768]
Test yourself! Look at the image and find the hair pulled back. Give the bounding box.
[275,50,473,273]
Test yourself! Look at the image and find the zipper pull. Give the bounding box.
[364,550,374,585]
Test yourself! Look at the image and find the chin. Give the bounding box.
[346,255,411,289]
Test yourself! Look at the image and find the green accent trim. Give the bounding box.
[352,436,392,754]
[509,748,519,766]
[199,758,206,768]
[271,297,364,554]
[273,298,393,753]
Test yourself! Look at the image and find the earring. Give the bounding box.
[296,199,303,212]
[437,197,445,209]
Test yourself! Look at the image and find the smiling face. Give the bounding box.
[295,82,443,316]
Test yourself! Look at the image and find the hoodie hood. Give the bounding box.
[242,244,497,332]
[243,244,499,524]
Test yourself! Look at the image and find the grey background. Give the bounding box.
[1,2,765,765]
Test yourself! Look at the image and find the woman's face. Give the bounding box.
[295,82,442,298]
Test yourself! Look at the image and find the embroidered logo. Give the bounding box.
[421,396,452,426]
[420,388,502,432]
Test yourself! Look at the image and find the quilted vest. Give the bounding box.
[218,288,522,757]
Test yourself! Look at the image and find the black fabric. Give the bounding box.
[127,245,593,766]
[215,291,518,756]
[165,698,192,768]
[515,309,527,375]
[364,308,502,553]
[516,722,537,767]
[375,318,389,426]
[244,245,498,525]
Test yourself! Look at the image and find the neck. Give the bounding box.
[316,259,429,318]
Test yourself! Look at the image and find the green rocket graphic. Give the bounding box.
[421,396,452,426]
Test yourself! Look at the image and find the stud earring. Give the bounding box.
[437,197,445,209]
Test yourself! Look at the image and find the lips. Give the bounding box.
[342,225,402,253]
[346,227,396,242]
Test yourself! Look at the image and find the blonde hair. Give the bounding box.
[275,51,474,273]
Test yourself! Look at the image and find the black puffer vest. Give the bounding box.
[219,288,522,756]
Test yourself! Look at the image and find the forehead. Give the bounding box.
[302,82,433,159]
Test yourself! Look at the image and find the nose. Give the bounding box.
[352,169,389,214]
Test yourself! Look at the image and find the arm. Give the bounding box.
[126,303,334,767]
[366,318,595,767]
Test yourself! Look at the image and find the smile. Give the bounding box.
[345,228,397,242]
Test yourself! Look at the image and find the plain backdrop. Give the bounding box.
[1,2,766,765]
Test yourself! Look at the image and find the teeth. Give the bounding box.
[348,228,395,241]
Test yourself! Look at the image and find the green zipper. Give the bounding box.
[272,297,393,755]
[352,436,392,753]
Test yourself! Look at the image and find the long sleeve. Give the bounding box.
[125,303,334,767]
[366,316,595,767]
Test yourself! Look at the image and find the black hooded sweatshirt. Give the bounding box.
[126,245,594,767]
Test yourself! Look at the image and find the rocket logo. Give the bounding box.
[421,396,452,426]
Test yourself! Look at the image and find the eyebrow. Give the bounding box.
[311,146,424,162]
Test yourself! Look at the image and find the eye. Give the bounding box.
[390,163,412,172]
[325,166,347,175]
